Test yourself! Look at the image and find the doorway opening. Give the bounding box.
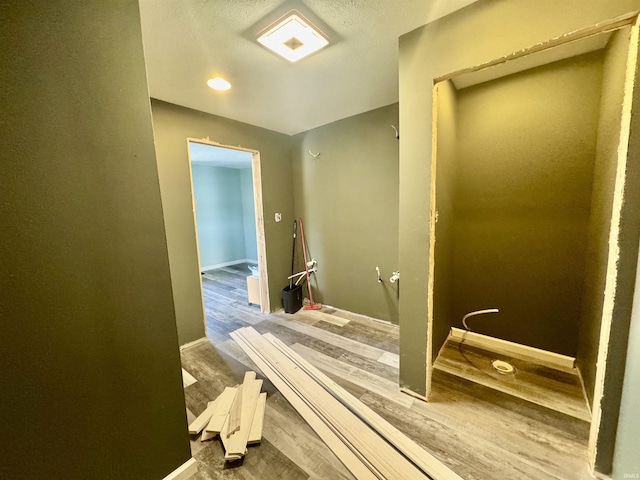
[427,13,640,477]
[186,139,270,337]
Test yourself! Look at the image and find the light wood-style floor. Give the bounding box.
[434,339,592,422]
[181,263,592,479]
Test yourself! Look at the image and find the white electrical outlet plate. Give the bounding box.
[275,213,282,222]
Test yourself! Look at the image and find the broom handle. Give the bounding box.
[291,220,297,276]
[298,218,315,305]
[290,220,297,288]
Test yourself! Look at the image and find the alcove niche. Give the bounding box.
[428,15,640,473]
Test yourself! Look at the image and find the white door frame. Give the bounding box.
[186,137,271,322]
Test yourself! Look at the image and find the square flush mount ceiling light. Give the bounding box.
[257,10,329,63]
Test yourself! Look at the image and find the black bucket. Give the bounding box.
[282,284,303,314]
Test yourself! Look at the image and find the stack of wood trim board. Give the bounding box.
[187,370,266,461]
[230,326,463,480]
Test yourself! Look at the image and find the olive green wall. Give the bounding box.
[0,1,190,479]
[397,0,640,402]
[291,104,400,323]
[151,100,294,344]
[432,81,459,356]
[451,52,603,356]
[578,29,631,403]
[399,1,640,474]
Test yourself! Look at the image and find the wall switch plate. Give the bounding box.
[275,213,282,222]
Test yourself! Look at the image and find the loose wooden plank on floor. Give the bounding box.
[215,339,259,372]
[205,386,238,434]
[200,393,222,442]
[225,371,263,458]
[229,329,378,480]
[264,333,463,480]
[188,400,217,435]
[248,392,267,445]
[262,394,354,480]
[233,327,430,480]
[226,383,243,436]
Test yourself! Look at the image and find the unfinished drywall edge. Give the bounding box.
[163,458,198,480]
[424,82,440,398]
[431,79,460,366]
[449,328,575,371]
[185,138,209,341]
[588,16,640,472]
[576,27,632,406]
[452,33,611,90]
[434,11,638,84]
[252,151,271,314]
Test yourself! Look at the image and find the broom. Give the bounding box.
[298,218,321,310]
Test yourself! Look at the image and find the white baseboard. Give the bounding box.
[201,259,257,272]
[163,458,197,480]
[179,337,208,351]
[449,327,575,371]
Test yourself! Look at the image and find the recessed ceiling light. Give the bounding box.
[207,77,231,91]
[257,10,329,63]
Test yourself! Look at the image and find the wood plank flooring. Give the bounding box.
[182,263,592,479]
[433,339,592,421]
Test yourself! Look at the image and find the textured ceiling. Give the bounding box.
[140,0,479,135]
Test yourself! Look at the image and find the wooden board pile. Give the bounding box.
[230,326,463,480]
[187,371,266,461]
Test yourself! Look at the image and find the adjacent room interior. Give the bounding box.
[187,140,266,339]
